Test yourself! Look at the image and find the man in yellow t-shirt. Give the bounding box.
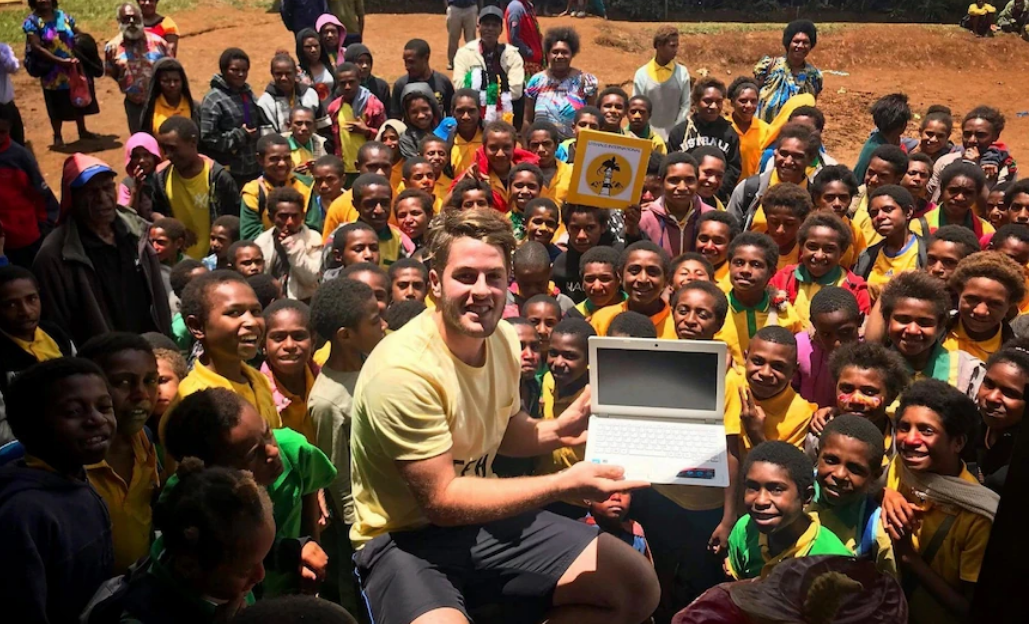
[349,207,658,624]
[739,326,816,452]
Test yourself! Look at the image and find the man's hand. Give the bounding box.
[298,541,328,594]
[556,461,650,503]
[317,489,330,529]
[708,520,733,555]
[554,386,591,447]
[624,204,642,237]
[739,387,767,444]
[809,406,836,436]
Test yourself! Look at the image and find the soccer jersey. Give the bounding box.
[866,234,921,288]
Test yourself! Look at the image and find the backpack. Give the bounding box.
[852,217,929,280]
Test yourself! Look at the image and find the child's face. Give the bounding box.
[422,141,448,176]
[158,69,183,100]
[271,60,296,94]
[919,120,950,156]
[662,163,699,212]
[672,288,721,340]
[812,309,860,352]
[261,145,294,184]
[271,201,305,236]
[313,165,343,202]
[525,302,560,352]
[354,53,373,80]
[985,190,1008,228]
[573,113,600,138]
[902,161,932,200]
[567,211,603,254]
[526,206,559,245]
[978,361,1027,432]
[46,374,117,467]
[510,172,542,213]
[514,323,542,379]
[210,225,235,259]
[460,189,490,211]
[1007,191,1029,224]
[836,365,890,417]
[515,264,551,300]
[191,509,274,605]
[745,337,796,400]
[453,95,481,137]
[336,230,380,267]
[405,97,434,130]
[105,349,159,437]
[816,432,879,507]
[896,405,963,474]
[547,332,589,387]
[868,196,910,240]
[695,220,731,267]
[0,277,41,341]
[351,270,390,315]
[863,157,901,190]
[582,261,620,309]
[641,174,662,203]
[994,237,1030,268]
[815,181,853,219]
[155,357,180,418]
[743,461,808,535]
[484,130,515,174]
[731,87,758,120]
[527,130,556,168]
[149,227,183,263]
[696,156,725,200]
[764,206,801,253]
[335,70,359,103]
[265,308,313,380]
[941,175,979,221]
[289,109,315,145]
[356,183,392,231]
[774,138,809,185]
[599,94,626,129]
[395,197,431,241]
[622,250,666,309]
[379,128,400,152]
[696,87,724,123]
[391,267,428,303]
[405,163,436,194]
[348,295,387,355]
[671,259,711,289]
[223,403,284,486]
[128,146,157,176]
[729,245,772,299]
[957,277,1010,336]
[232,246,265,277]
[799,225,843,278]
[925,240,966,283]
[887,297,942,360]
[190,282,265,363]
[589,491,630,523]
[961,117,997,152]
[627,99,650,133]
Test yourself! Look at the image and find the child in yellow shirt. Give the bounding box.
[942,251,1025,362]
[694,211,740,293]
[761,183,813,271]
[590,241,678,339]
[739,326,816,451]
[526,120,572,208]
[854,185,926,291]
[260,300,318,443]
[537,318,595,476]
[811,165,864,267]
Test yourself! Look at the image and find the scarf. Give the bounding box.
[898,460,1000,521]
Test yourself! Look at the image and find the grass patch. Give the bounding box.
[671,22,852,36]
[0,0,270,45]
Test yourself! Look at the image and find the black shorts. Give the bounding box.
[354,510,598,624]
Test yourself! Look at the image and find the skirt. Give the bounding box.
[42,80,100,122]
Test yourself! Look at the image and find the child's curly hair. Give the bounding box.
[948,251,1027,305]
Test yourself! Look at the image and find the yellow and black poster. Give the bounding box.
[567,129,653,210]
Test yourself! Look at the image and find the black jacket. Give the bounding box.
[150,159,241,223]
[0,462,114,623]
[667,115,742,202]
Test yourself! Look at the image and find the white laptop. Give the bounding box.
[584,337,729,487]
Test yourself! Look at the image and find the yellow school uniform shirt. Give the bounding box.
[288,139,315,171]
[313,341,331,367]
[241,175,314,233]
[162,359,282,442]
[451,129,483,177]
[716,291,804,369]
[942,322,1003,363]
[390,161,404,193]
[886,458,992,624]
[150,94,192,136]
[747,172,807,233]
[86,430,160,573]
[543,160,573,207]
[645,57,676,83]
[714,262,733,294]
[376,225,406,267]
[589,300,678,339]
[730,116,772,181]
[909,207,995,239]
[777,244,799,272]
[536,372,587,475]
[841,216,866,269]
[336,102,366,174]
[166,160,212,258]
[322,189,355,243]
[3,327,63,361]
[968,2,996,15]
[275,365,318,444]
[866,234,922,289]
[741,385,815,451]
[349,310,521,547]
[654,368,744,511]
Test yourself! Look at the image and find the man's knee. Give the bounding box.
[558,534,661,621]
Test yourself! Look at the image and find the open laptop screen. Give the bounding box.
[595,348,720,412]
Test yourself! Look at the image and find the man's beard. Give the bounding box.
[439,291,500,339]
[121,24,144,40]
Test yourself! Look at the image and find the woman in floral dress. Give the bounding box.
[753,20,823,124]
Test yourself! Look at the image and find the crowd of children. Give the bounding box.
[0,6,1026,624]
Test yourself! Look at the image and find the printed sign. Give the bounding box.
[567,129,653,210]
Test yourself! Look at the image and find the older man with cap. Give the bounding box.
[104,2,169,134]
[32,153,170,345]
[452,5,526,127]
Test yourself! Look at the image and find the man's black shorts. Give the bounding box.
[354,510,599,624]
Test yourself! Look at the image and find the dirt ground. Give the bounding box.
[10,7,1029,185]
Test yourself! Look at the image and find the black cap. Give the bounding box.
[479,5,504,23]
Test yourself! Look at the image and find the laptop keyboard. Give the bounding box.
[590,418,725,460]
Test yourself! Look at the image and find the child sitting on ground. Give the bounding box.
[78,333,162,574]
[808,414,896,576]
[203,215,241,270]
[881,380,997,624]
[942,251,1025,362]
[726,440,851,579]
[793,286,863,408]
[582,491,653,562]
[0,359,116,622]
[739,326,816,451]
[260,300,318,443]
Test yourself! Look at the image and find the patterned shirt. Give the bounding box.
[104,32,168,103]
[753,56,823,123]
[525,70,598,139]
[22,10,76,91]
